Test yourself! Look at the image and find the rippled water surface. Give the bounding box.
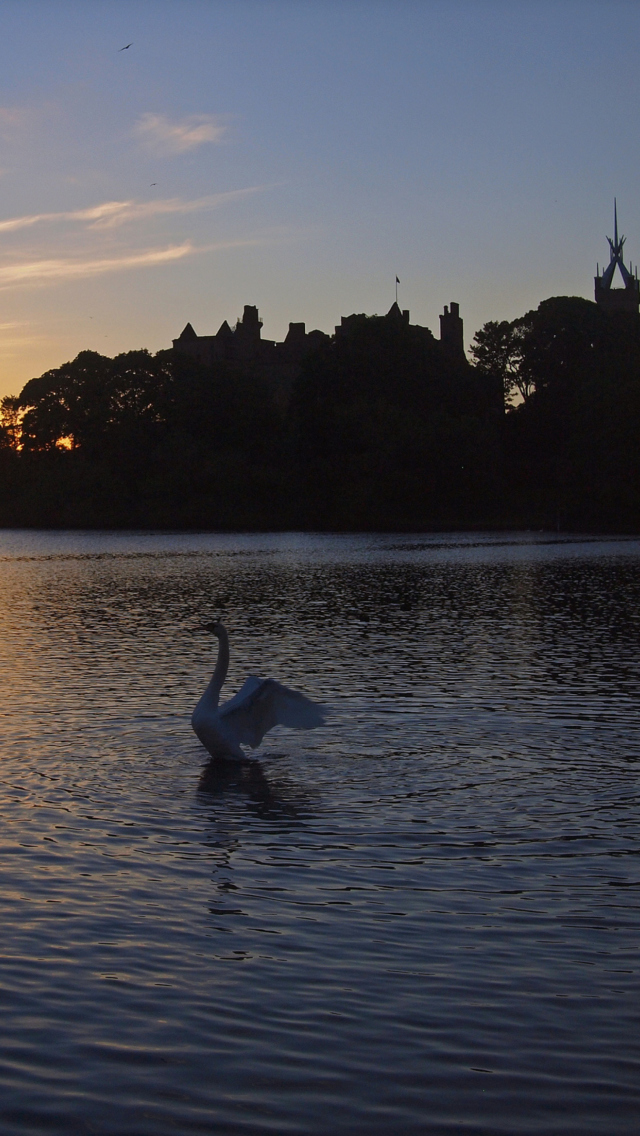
[0,530,638,1135]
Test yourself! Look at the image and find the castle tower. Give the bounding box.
[595,201,640,315]
[439,302,465,359]
[233,304,263,359]
[235,304,262,344]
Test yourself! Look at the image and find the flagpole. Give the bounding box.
[395,276,398,304]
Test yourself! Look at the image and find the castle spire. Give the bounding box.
[595,200,639,315]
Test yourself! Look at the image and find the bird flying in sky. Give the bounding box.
[118,43,133,51]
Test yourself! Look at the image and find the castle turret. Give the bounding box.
[385,302,410,324]
[234,305,263,351]
[175,321,197,342]
[439,302,465,359]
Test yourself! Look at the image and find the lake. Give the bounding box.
[0,530,638,1135]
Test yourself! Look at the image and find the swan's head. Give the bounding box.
[201,619,224,636]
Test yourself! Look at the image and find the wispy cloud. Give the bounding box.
[0,238,261,289]
[0,243,194,287]
[135,112,227,154]
[0,187,265,234]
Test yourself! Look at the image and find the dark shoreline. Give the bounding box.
[0,525,638,537]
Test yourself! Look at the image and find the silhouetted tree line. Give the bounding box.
[0,296,638,530]
[473,297,640,530]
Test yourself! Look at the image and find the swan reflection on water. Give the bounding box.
[197,755,313,822]
[192,619,326,763]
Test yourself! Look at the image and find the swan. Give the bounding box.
[192,620,326,761]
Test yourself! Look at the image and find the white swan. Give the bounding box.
[192,620,326,761]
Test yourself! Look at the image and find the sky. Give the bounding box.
[0,0,639,397]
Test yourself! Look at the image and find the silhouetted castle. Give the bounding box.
[173,204,639,386]
[595,201,640,316]
[173,298,467,382]
[173,304,330,372]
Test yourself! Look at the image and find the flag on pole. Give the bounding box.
[396,276,400,283]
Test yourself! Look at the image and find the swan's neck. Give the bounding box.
[208,627,230,707]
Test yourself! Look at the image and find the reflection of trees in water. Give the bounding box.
[197,757,313,823]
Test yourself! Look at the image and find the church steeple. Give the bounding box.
[595,200,639,314]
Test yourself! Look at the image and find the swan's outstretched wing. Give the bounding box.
[219,676,263,714]
[219,678,326,749]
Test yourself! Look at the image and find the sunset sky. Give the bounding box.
[0,0,639,398]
